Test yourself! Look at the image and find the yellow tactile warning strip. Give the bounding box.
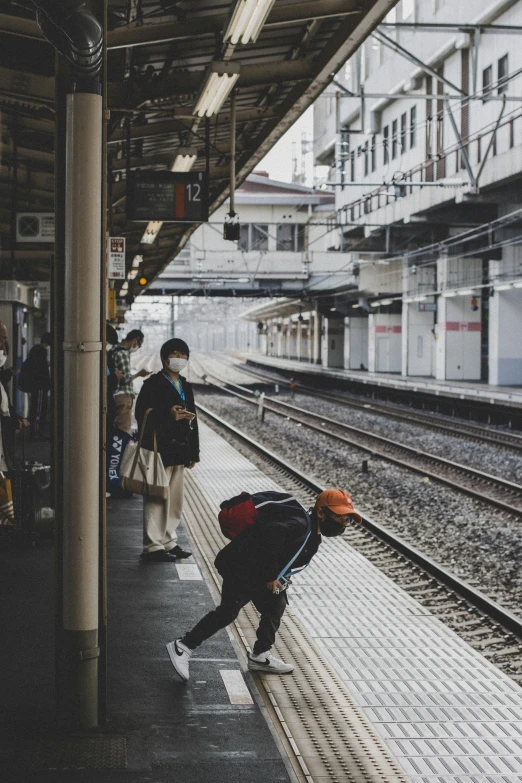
[182,430,410,783]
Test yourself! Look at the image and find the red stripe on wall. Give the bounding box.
[375,325,402,333]
[440,321,481,332]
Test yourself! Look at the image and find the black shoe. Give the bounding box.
[171,545,192,559]
[140,550,178,562]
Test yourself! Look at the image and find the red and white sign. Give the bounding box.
[108,237,126,280]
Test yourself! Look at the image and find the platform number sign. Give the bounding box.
[127,171,208,223]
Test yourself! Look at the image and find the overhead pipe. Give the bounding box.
[31,0,103,730]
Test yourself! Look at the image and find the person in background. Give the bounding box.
[109,329,150,435]
[24,332,51,441]
[135,338,199,563]
[0,322,29,467]
[106,323,123,437]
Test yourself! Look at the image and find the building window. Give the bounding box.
[363,140,369,176]
[402,0,414,19]
[276,224,305,252]
[482,65,492,99]
[400,112,407,154]
[371,135,377,171]
[410,105,416,148]
[498,54,508,95]
[392,119,398,159]
[239,224,269,251]
[383,125,389,164]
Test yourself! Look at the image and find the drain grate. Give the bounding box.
[34,736,127,770]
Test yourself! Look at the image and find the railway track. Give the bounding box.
[192,357,522,519]
[196,402,522,683]
[224,356,522,453]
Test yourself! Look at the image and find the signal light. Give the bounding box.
[139,276,148,286]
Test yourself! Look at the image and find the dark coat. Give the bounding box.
[135,371,199,468]
[22,344,51,392]
[215,511,321,586]
[0,381,22,467]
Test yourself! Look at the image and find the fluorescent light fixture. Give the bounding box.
[171,153,197,172]
[330,307,336,312]
[141,221,163,245]
[513,281,522,288]
[458,288,474,295]
[351,303,360,309]
[414,295,427,302]
[225,0,276,45]
[380,298,393,306]
[403,297,413,304]
[132,254,142,268]
[370,301,380,307]
[442,290,457,297]
[495,283,512,291]
[120,282,128,293]
[194,62,240,117]
[128,269,138,280]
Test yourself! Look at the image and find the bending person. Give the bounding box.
[167,489,361,679]
[135,338,199,563]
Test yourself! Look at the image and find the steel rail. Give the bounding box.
[196,402,522,641]
[233,360,522,452]
[192,358,522,518]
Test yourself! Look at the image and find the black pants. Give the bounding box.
[182,577,287,656]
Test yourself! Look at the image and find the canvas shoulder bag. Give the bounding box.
[120,408,169,500]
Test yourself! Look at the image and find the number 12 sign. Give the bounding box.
[127,171,209,223]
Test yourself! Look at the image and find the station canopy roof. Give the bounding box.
[0,0,396,290]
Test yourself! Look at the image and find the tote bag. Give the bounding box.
[120,409,169,500]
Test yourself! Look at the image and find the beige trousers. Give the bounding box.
[114,392,134,434]
[143,464,185,553]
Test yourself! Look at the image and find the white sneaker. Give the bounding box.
[247,651,294,674]
[166,638,192,681]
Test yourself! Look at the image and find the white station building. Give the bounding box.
[245,0,522,387]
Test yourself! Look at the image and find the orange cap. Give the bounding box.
[315,488,362,523]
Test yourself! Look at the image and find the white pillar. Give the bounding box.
[313,311,322,365]
[489,283,522,386]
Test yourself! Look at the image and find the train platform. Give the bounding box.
[3,422,522,781]
[241,354,522,409]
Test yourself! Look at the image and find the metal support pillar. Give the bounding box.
[33,0,105,731]
[313,311,322,365]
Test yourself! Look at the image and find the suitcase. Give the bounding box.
[0,430,52,547]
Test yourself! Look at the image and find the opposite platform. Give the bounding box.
[242,354,522,408]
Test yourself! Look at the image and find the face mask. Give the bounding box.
[129,345,139,353]
[319,509,346,538]
[168,357,188,373]
[0,351,7,368]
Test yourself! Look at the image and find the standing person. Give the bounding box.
[0,322,29,467]
[166,489,361,680]
[109,329,150,435]
[135,338,199,563]
[20,332,51,441]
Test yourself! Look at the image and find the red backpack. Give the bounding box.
[218,492,258,540]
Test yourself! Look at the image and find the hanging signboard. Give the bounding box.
[418,303,437,312]
[127,171,208,222]
[107,237,126,280]
[16,213,55,243]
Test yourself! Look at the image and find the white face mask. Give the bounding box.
[0,351,7,368]
[129,345,139,353]
[168,357,188,373]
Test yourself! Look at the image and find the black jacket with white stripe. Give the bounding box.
[214,491,321,585]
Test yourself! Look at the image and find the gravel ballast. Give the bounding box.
[198,392,522,614]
